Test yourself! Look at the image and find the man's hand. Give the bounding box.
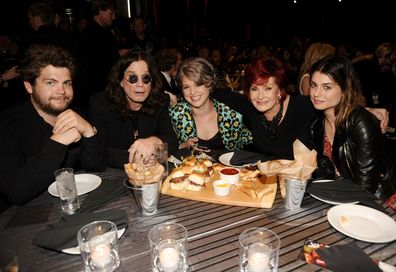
[128,137,162,163]
[51,127,81,145]
[52,109,96,138]
[366,107,389,133]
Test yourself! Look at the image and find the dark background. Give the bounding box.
[1,0,395,51]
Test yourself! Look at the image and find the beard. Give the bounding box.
[31,92,73,116]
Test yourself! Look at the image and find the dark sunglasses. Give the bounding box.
[125,74,152,85]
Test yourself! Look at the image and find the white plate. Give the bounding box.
[310,194,359,205]
[62,228,126,255]
[48,174,102,197]
[309,179,359,205]
[327,204,396,243]
[218,152,249,168]
[311,179,335,183]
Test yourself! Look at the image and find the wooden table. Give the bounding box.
[0,168,395,271]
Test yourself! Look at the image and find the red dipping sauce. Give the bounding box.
[220,168,239,175]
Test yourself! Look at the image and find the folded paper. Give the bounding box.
[257,140,317,198]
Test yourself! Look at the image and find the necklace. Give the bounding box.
[262,102,283,139]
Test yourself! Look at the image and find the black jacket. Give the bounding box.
[0,102,107,212]
[311,106,396,197]
[89,91,178,169]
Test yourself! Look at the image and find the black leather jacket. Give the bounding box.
[311,107,396,197]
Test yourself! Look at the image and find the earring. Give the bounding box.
[277,94,281,100]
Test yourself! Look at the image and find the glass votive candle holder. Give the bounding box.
[148,222,188,272]
[239,227,280,272]
[77,220,120,272]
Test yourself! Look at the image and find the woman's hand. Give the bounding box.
[164,91,178,106]
[179,137,198,150]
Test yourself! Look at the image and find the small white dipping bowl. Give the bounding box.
[219,167,240,184]
[213,180,231,196]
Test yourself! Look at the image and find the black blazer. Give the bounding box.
[159,73,180,96]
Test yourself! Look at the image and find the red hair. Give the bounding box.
[244,57,289,101]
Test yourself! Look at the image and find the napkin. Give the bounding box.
[257,140,317,197]
[316,242,382,272]
[306,178,387,213]
[32,209,128,252]
[78,180,128,213]
[229,151,272,166]
[300,240,383,272]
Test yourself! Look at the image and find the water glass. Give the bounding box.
[148,222,188,272]
[77,220,120,272]
[154,142,169,180]
[239,227,280,272]
[54,168,79,214]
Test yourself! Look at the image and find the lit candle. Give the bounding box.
[90,235,113,268]
[159,240,180,272]
[247,242,270,272]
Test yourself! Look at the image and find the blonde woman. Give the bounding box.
[298,42,336,95]
[169,57,252,151]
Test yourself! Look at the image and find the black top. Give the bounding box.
[198,132,225,150]
[245,95,316,160]
[89,91,178,169]
[0,102,107,212]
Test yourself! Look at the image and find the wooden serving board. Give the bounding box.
[161,171,278,208]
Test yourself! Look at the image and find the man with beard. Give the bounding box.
[0,45,107,213]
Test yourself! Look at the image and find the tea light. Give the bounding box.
[158,239,180,272]
[90,236,112,268]
[247,242,270,272]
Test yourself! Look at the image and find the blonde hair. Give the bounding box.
[375,42,392,58]
[299,42,336,81]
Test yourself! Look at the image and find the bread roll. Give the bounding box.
[193,163,207,173]
[188,172,206,186]
[202,159,213,167]
[171,168,185,179]
[183,155,196,166]
[170,179,189,191]
[181,165,194,175]
[187,182,203,191]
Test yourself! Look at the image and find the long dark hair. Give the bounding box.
[309,55,363,128]
[106,50,165,119]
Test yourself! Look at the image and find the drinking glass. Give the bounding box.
[54,168,79,214]
[154,142,169,180]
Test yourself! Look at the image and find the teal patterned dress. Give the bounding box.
[169,99,252,150]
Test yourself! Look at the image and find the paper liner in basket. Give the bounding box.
[257,140,317,198]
